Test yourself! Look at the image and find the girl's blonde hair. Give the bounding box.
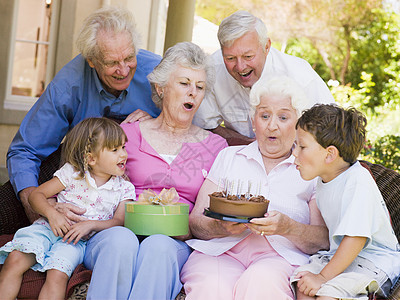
[61,117,127,179]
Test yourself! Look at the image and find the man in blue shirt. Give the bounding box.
[7,7,161,220]
[6,7,161,299]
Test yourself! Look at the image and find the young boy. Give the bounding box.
[291,104,400,299]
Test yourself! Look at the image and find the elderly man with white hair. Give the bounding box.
[193,10,334,146]
[6,6,161,300]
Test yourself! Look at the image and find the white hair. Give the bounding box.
[147,42,214,109]
[249,76,311,119]
[76,6,141,61]
[218,11,269,49]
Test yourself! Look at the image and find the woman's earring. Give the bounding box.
[159,92,164,99]
[252,128,256,132]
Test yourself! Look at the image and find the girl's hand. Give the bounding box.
[63,221,94,244]
[47,210,72,237]
[296,271,326,297]
[247,210,291,236]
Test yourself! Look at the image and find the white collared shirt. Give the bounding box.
[193,47,335,137]
[187,142,317,266]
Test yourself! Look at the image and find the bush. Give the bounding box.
[331,79,400,172]
[361,134,400,172]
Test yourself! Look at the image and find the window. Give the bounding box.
[5,0,59,111]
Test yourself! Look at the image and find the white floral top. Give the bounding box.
[35,163,136,228]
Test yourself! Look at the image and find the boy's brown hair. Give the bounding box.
[61,117,127,178]
[296,104,367,164]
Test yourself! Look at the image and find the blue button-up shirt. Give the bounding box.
[7,49,161,194]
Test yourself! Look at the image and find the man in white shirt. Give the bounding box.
[193,10,334,145]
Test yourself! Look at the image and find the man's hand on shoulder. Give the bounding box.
[121,109,153,124]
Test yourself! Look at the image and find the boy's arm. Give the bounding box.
[63,200,131,244]
[320,235,367,280]
[297,235,367,296]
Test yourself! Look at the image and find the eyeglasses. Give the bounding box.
[96,54,137,70]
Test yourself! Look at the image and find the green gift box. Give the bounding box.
[124,202,189,236]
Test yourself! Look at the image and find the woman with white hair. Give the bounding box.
[181,76,329,299]
[120,41,227,300]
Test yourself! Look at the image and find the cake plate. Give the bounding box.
[203,208,253,223]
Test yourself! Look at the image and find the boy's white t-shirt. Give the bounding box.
[316,161,400,282]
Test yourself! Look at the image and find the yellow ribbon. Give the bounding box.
[138,188,180,205]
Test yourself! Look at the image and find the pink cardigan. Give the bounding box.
[121,121,227,212]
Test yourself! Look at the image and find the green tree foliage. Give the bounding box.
[195,0,269,25]
[361,135,400,172]
[283,4,400,110]
[345,9,400,109]
[196,0,245,25]
[331,75,400,171]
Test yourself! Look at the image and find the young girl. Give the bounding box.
[0,117,136,300]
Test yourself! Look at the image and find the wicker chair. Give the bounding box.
[0,151,399,299]
[0,146,61,235]
[359,161,400,300]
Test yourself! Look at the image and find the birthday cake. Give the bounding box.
[209,192,269,218]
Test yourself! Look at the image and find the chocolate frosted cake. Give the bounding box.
[209,192,269,218]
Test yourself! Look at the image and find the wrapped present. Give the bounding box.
[137,187,180,205]
[124,188,189,236]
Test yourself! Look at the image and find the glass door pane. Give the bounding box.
[11,0,52,97]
